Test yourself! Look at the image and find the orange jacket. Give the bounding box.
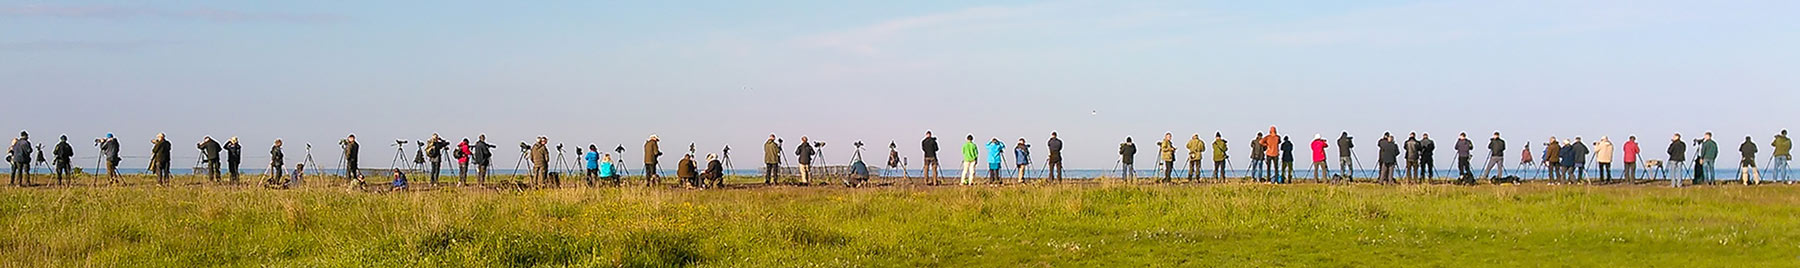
[1263,127,1281,157]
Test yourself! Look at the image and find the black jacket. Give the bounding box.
[1404,138,1420,161]
[796,143,815,165]
[225,141,242,164]
[472,140,494,165]
[270,145,284,166]
[101,139,121,163]
[426,138,450,159]
[1454,139,1473,157]
[199,139,222,163]
[1119,142,1137,165]
[344,141,360,162]
[1571,143,1590,163]
[1047,137,1063,160]
[1667,140,1687,161]
[704,159,723,177]
[1487,138,1506,157]
[53,141,73,165]
[921,137,939,158]
[1379,139,1399,165]
[1740,140,1758,159]
[1337,135,1354,157]
[151,139,172,169]
[1279,140,1294,162]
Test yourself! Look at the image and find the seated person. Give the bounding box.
[600,154,620,185]
[702,154,724,188]
[388,168,409,192]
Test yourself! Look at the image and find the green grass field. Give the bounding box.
[1,174,1797,267]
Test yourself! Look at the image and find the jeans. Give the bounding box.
[1249,158,1264,178]
[1667,160,1686,187]
[1773,155,1791,182]
[429,161,442,184]
[1457,156,1472,177]
[1340,157,1354,178]
[988,163,1001,183]
[1122,163,1136,181]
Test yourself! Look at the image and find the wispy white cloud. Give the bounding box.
[0,4,345,23]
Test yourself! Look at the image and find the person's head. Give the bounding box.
[926,130,933,137]
[1164,132,1172,140]
[1746,136,1753,141]
[1628,135,1636,141]
[1383,132,1392,138]
[1601,136,1609,142]
[18,131,26,139]
[1256,132,1264,137]
[965,135,972,141]
[347,134,356,140]
[1314,134,1322,140]
[295,162,304,170]
[461,138,469,143]
[1704,131,1713,140]
[105,133,113,138]
[274,139,284,146]
[203,136,213,141]
[156,133,165,140]
[1283,136,1291,141]
[803,136,811,142]
[59,135,67,141]
[1216,132,1222,138]
[1409,132,1417,138]
[229,136,239,143]
[1423,133,1431,139]
[1125,136,1133,143]
[1018,138,1026,143]
[684,153,693,159]
[478,134,487,141]
[1782,129,1789,136]
[649,134,659,141]
[589,144,598,151]
[431,133,440,139]
[1192,133,1201,139]
[537,136,548,144]
[1050,131,1058,138]
[769,134,777,140]
[707,153,717,161]
[990,137,999,143]
[1493,131,1501,138]
[392,168,402,175]
[603,154,613,162]
[1575,136,1583,142]
[1459,132,1467,139]
[1341,131,1349,137]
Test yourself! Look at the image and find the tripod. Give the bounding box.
[721,145,734,177]
[549,145,568,188]
[388,141,408,172]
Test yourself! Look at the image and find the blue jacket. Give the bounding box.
[583,151,600,169]
[1560,144,1578,167]
[1014,144,1030,165]
[986,141,1005,165]
[599,162,616,176]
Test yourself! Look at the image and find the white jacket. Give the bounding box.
[1594,140,1615,163]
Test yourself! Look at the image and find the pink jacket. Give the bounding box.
[1310,139,1329,162]
[1623,140,1640,163]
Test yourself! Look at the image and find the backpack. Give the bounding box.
[454,148,466,159]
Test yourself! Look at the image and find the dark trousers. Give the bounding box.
[106,160,119,177]
[271,163,285,181]
[206,161,221,181]
[345,160,359,179]
[1457,156,1472,176]
[476,164,489,184]
[1186,160,1202,181]
[585,168,599,186]
[1121,163,1135,181]
[228,160,240,181]
[1213,161,1226,179]
[988,166,1001,183]
[644,164,659,184]
[429,161,442,184]
[1423,158,1436,178]
[54,163,70,182]
[1379,163,1396,183]
[1162,160,1175,181]
[10,162,28,185]
[1048,160,1064,181]
[1622,162,1636,180]
[764,163,780,184]
[1598,163,1612,180]
[458,163,468,184]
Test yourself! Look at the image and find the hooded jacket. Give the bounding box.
[796,142,816,165]
[1280,139,1294,162]
[1185,137,1205,162]
[1455,138,1473,158]
[1378,138,1399,165]
[1773,134,1791,157]
[1158,139,1176,162]
[1487,138,1506,157]
[922,137,940,158]
[764,139,781,164]
[1623,140,1639,163]
[1264,127,1281,158]
[986,140,1005,165]
[1212,139,1228,161]
[1594,140,1614,163]
[1119,141,1137,165]
[457,141,471,164]
[1310,139,1328,162]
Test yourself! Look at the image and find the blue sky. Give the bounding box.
[3,0,1795,169]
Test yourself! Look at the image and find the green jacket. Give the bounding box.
[1185,137,1205,161]
[1701,139,1719,160]
[1774,135,1791,157]
[763,140,781,164]
[1212,139,1228,160]
[962,141,979,162]
[1158,139,1175,162]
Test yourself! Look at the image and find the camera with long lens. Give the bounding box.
[518,142,531,152]
[614,145,626,154]
[813,141,827,148]
[394,139,409,147]
[555,143,564,152]
[853,141,865,149]
[338,139,351,148]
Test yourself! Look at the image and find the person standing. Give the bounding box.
[1047,132,1064,183]
[1249,132,1265,180]
[922,131,942,185]
[1212,133,1229,181]
[1544,138,1561,181]
[1310,134,1329,182]
[456,138,471,185]
[1014,138,1030,183]
[1185,133,1205,182]
[1337,132,1355,179]
[1667,133,1688,186]
[1570,137,1590,182]
[9,132,32,186]
[1403,132,1420,182]
[1594,136,1614,182]
[198,136,223,182]
[1771,130,1791,183]
[472,134,495,185]
[270,139,285,183]
[1483,132,1507,180]
[1378,133,1399,184]
[1739,136,1761,184]
[151,133,172,185]
[343,134,361,181]
[1622,136,1640,182]
[1420,133,1437,180]
[530,136,550,186]
[764,134,782,185]
[1264,126,1282,181]
[424,133,449,185]
[1454,132,1474,179]
[224,137,242,183]
[1120,137,1137,182]
[1158,132,1176,183]
[986,137,1005,184]
[100,133,121,182]
[644,135,664,184]
[960,135,978,185]
[1701,132,1719,184]
[584,144,601,187]
[1279,136,1294,183]
[52,135,73,185]
[796,136,816,185]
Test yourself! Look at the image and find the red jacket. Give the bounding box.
[1310,139,1329,162]
[457,141,472,164]
[1622,140,1640,163]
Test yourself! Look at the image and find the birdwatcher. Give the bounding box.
[678,153,698,188]
[425,133,450,185]
[600,154,620,185]
[1337,132,1355,179]
[1594,136,1615,182]
[1455,132,1474,179]
[530,136,550,186]
[795,136,816,185]
[1014,138,1030,183]
[52,135,73,185]
[1482,132,1506,180]
[198,136,222,182]
[1310,134,1329,182]
[1700,132,1719,184]
[1378,132,1399,184]
[1404,132,1420,181]
[986,137,1004,184]
[1119,136,1137,182]
[343,134,361,181]
[764,134,782,185]
[645,135,664,184]
[1249,132,1265,180]
[960,135,977,186]
[456,138,471,185]
[9,131,32,186]
[1264,126,1282,181]
[703,153,724,188]
[269,139,285,183]
[100,133,122,181]
[473,134,495,185]
[1623,135,1641,182]
[225,136,243,183]
[921,131,942,185]
[1279,135,1294,183]
[1158,132,1176,183]
[585,144,601,187]
[1185,133,1205,182]
[1739,136,1761,184]
[1212,133,1229,181]
[1420,132,1437,180]
[151,133,172,184]
[388,168,409,192]
[1047,132,1064,182]
[1771,129,1790,183]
